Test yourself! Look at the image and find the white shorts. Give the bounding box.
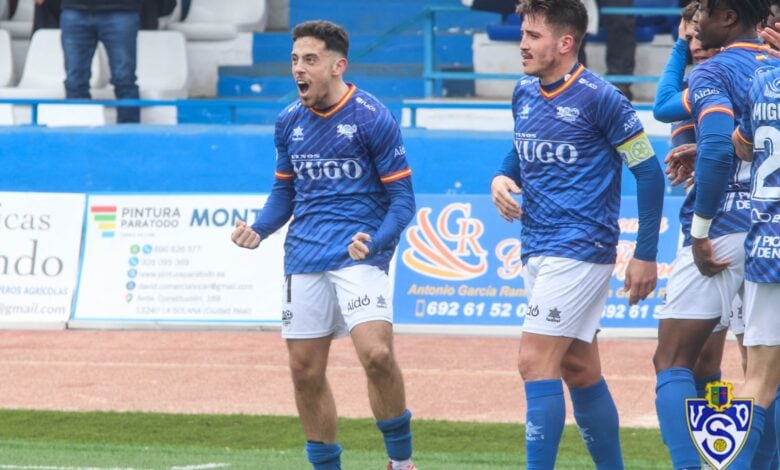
[281,264,393,340]
[656,232,745,324]
[743,281,780,346]
[521,256,613,343]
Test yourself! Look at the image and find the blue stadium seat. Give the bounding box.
[634,0,679,35]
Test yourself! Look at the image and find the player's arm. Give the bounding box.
[653,38,692,123]
[689,70,734,276]
[491,146,522,222]
[233,128,296,249]
[622,132,665,305]
[350,109,415,261]
[733,127,754,162]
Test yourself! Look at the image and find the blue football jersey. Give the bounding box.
[736,66,780,283]
[267,84,412,275]
[681,40,780,245]
[670,119,696,147]
[508,64,655,264]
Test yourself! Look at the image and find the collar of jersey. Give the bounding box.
[308,83,357,118]
[539,64,585,100]
[724,39,769,52]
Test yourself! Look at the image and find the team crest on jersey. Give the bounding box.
[519,104,531,120]
[292,126,305,142]
[337,123,357,140]
[764,77,780,99]
[556,106,580,123]
[686,381,754,470]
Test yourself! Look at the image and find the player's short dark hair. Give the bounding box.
[704,0,773,28]
[682,1,700,22]
[292,20,350,58]
[516,0,588,49]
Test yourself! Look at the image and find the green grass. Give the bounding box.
[0,409,670,469]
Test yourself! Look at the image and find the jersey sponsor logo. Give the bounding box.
[555,106,580,123]
[578,77,598,90]
[751,208,780,223]
[337,123,357,140]
[693,88,720,103]
[749,235,780,259]
[376,295,388,309]
[686,381,753,470]
[394,145,406,158]
[514,137,579,164]
[402,203,488,280]
[519,78,534,87]
[292,126,305,142]
[519,104,531,120]
[355,96,376,112]
[346,295,371,312]
[527,304,540,317]
[623,113,640,133]
[291,158,364,180]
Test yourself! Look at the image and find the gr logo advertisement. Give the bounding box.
[393,195,681,328]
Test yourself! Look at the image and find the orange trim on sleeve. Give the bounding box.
[380,168,412,184]
[682,88,692,115]
[697,106,734,124]
[275,171,294,180]
[539,65,586,99]
[671,123,695,138]
[734,127,753,146]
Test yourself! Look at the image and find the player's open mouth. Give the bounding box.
[297,81,309,94]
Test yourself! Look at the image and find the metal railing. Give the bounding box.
[420,5,682,97]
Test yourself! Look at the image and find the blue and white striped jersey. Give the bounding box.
[681,40,780,245]
[254,84,412,275]
[736,66,780,283]
[504,64,655,264]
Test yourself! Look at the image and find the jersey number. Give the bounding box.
[752,126,780,201]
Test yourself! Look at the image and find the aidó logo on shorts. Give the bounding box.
[686,381,753,470]
[347,295,371,312]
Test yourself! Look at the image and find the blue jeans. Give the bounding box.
[60,8,140,123]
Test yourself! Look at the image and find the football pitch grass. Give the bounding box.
[0,410,671,469]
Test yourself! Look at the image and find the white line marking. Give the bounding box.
[170,465,230,469]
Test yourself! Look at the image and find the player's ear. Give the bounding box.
[332,56,348,77]
[720,7,739,29]
[558,33,576,55]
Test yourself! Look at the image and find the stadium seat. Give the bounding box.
[168,0,267,40]
[0,29,108,124]
[0,0,33,39]
[0,28,13,87]
[93,30,189,123]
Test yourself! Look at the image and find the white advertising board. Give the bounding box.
[73,194,285,325]
[0,192,85,327]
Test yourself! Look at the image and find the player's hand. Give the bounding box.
[677,18,690,41]
[490,175,522,222]
[231,220,261,249]
[664,143,696,187]
[624,258,658,305]
[691,237,730,277]
[760,25,780,56]
[348,232,372,261]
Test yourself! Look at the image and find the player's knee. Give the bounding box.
[517,350,555,381]
[288,359,326,391]
[361,345,396,380]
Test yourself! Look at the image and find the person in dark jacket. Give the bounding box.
[60,0,141,123]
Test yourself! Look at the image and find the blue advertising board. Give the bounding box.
[393,194,684,329]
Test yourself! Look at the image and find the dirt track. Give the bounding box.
[0,330,745,427]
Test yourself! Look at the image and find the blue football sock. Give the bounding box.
[656,368,701,469]
[729,405,766,469]
[525,379,565,470]
[753,398,778,469]
[305,441,342,470]
[376,409,413,461]
[695,371,721,399]
[570,377,624,469]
